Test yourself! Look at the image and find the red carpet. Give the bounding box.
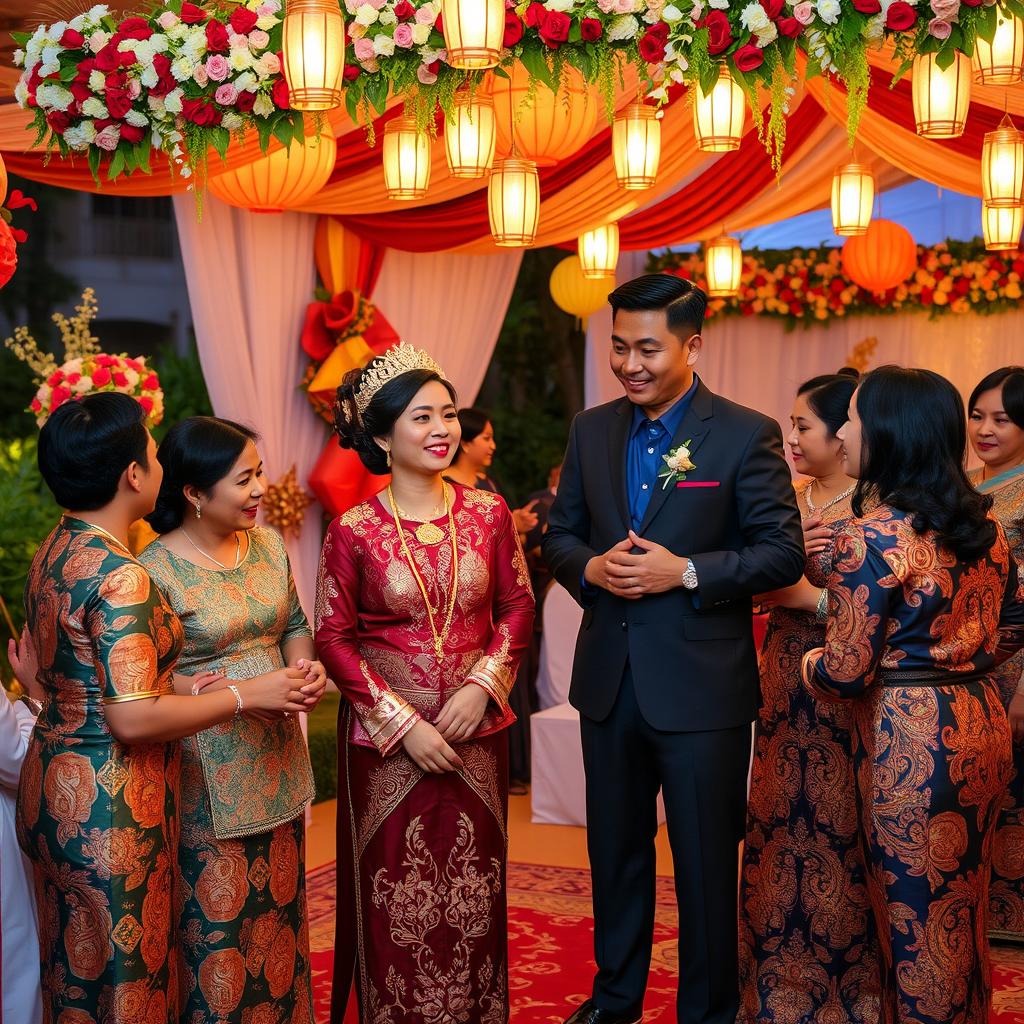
[306,861,1024,1023]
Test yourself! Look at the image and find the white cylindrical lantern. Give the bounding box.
[693,68,745,153]
[982,115,1024,208]
[973,11,1024,85]
[612,101,661,190]
[444,89,496,179]
[983,202,1024,251]
[282,0,346,111]
[705,235,742,297]
[578,223,620,279]
[383,116,431,200]
[830,163,875,237]
[912,51,971,139]
[440,0,504,69]
[488,156,540,246]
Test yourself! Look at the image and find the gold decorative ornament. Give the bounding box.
[844,336,878,374]
[263,466,314,538]
[354,343,443,415]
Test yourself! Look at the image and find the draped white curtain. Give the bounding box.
[172,194,324,614]
[372,249,523,403]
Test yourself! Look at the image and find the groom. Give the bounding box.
[543,274,804,1024]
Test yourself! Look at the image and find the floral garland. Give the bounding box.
[14,0,1024,180]
[649,239,1024,327]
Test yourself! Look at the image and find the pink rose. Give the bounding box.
[367,0,388,8]
[393,23,415,46]
[597,0,616,12]
[415,5,437,23]
[613,0,636,11]
[157,11,178,29]
[193,62,209,86]
[353,36,376,60]
[128,78,141,99]
[248,28,270,49]
[793,1,814,23]
[95,125,120,151]
[417,62,438,84]
[229,33,248,48]
[215,82,238,104]
[205,54,230,81]
[929,0,960,18]
[928,15,952,35]
[257,2,278,14]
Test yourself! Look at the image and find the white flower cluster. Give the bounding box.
[347,0,443,81]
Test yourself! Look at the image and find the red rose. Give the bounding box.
[206,20,230,52]
[105,88,133,119]
[117,17,153,40]
[639,28,668,62]
[60,27,86,48]
[112,371,129,387]
[885,1,916,29]
[66,372,81,385]
[504,10,524,46]
[46,110,72,133]
[229,7,259,33]
[580,16,602,39]
[182,96,222,126]
[961,0,983,6]
[343,63,361,80]
[139,396,154,415]
[734,42,763,70]
[94,42,121,72]
[179,2,208,24]
[434,11,443,33]
[92,367,112,387]
[394,0,416,18]
[777,16,802,36]
[538,9,570,46]
[852,0,881,12]
[142,373,160,390]
[51,385,72,406]
[149,53,176,96]
[700,11,733,55]
[272,77,290,108]
[47,370,65,386]
[524,2,547,27]
[760,0,784,18]
[236,90,256,112]
[120,123,146,144]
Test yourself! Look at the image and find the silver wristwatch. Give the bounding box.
[681,559,699,590]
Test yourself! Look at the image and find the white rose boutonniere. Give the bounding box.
[657,440,696,489]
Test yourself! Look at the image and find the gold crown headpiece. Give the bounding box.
[354,343,444,416]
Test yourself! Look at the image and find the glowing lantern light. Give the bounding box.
[281,0,346,111]
[831,163,875,237]
[983,202,1024,250]
[445,89,497,179]
[912,52,971,139]
[694,68,745,153]
[578,223,620,279]
[488,156,540,246]
[973,10,1024,85]
[842,218,918,292]
[612,101,661,190]
[705,236,742,298]
[208,128,337,212]
[0,152,7,204]
[550,255,610,323]
[440,0,504,69]
[983,114,1024,208]
[382,116,431,200]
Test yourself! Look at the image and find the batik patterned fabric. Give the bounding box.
[17,517,184,1024]
[739,482,881,1023]
[805,505,1024,1024]
[315,483,535,1024]
[970,468,1024,942]
[139,527,314,1024]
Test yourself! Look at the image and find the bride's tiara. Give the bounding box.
[354,343,444,416]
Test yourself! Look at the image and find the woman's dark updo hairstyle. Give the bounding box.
[968,365,1024,428]
[797,367,860,437]
[333,362,457,476]
[852,365,995,563]
[147,416,258,533]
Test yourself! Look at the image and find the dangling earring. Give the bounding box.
[193,500,202,520]
[386,449,392,468]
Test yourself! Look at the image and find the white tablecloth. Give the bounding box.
[535,584,583,711]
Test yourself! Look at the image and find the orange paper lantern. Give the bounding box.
[0,219,17,290]
[842,219,918,293]
[493,64,598,167]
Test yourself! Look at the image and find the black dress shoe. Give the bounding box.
[563,999,642,1024]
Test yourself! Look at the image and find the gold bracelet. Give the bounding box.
[102,689,164,705]
[228,683,243,717]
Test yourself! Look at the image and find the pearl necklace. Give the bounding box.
[181,528,242,570]
[806,480,855,515]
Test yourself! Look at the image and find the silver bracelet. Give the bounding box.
[815,588,829,623]
[227,683,243,717]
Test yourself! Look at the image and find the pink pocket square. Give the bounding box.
[676,481,721,488]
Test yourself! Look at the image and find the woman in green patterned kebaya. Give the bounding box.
[140,416,328,1024]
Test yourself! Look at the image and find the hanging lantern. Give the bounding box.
[912,52,971,139]
[842,219,918,292]
[830,163,875,236]
[0,152,7,205]
[445,89,496,179]
[493,65,598,167]
[982,114,1024,208]
[705,236,742,298]
[550,255,610,323]
[973,10,1024,84]
[693,68,745,153]
[208,128,336,212]
[281,0,346,111]
[488,156,540,246]
[578,223,620,279]
[382,116,431,200]
[0,219,17,291]
[983,202,1024,251]
[612,101,661,190]
[440,0,504,69]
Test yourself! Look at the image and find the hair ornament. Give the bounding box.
[354,343,444,415]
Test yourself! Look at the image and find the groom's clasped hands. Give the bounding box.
[584,530,691,600]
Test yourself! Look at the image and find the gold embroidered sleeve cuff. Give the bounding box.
[466,655,514,711]
[358,689,421,755]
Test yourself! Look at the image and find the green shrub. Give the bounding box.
[307,691,340,804]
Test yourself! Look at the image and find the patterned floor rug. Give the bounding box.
[307,861,1024,1023]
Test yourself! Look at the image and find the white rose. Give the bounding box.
[607,14,640,39]
[545,0,574,10]
[88,30,110,52]
[373,33,396,55]
[412,22,431,43]
[230,48,254,71]
[14,79,29,106]
[81,96,108,118]
[69,15,86,31]
[662,4,684,20]
[378,7,398,23]
[141,64,159,88]
[164,88,184,113]
[72,375,94,394]
[88,68,106,91]
[755,20,777,44]
[222,111,244,130]
[256,14,279,29]
[86,4,110,21]
[171,56,195,81]
[708,0,729,8]
[816,0,840,23]
[234,71,258,91]
[740,2,770,31]
[355,3,380,25]
[253,91,274,116]
[125,108,149,127]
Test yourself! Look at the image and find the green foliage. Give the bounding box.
[149,343,214,439]
[307,691,340,803]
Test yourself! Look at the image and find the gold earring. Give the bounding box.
[194,500,201,520]
[386,449,392,468]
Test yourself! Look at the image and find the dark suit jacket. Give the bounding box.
[542,380,804,731]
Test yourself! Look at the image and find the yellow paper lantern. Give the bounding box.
[441,0,504,69]
[488,156,540,246]
[831,163,874,236]
[383,116,431,200]
[912,52,971,139]
[983,202,1024,251]
[550,255,609,321]
[445,89,497,179]
[282,0,346,111]
[705,236,742,298]
[973,10,1024,85]
[493,65,598,167]
[983,114,1024,208]
[208,128,336,212]
[842,219,918,292]
[694,68,745,153]
[612,101,660,190]
[578,223,620,279]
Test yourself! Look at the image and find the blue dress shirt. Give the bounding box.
[626,378,698,531]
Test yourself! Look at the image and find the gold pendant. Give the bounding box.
[415,521,445,545]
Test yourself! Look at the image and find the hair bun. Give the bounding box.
[332,378,361,451]
[837,366,861,380]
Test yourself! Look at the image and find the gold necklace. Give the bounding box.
[387,483,459,662]
[807,479,855,515]
[391,484,449,545]
[181,528,242,570]
[74,518,133,555]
